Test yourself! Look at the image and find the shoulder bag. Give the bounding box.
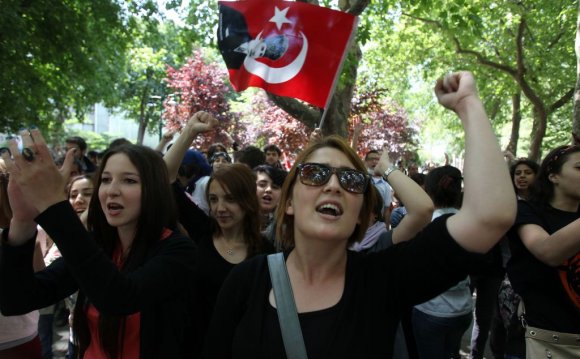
[518,300,580,358]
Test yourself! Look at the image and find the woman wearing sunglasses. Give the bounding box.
[203,71,516,358]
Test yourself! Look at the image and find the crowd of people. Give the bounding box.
[0,72,578,359]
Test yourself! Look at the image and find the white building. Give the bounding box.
[68,103,159,148]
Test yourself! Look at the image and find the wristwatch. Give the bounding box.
[383,166,399,180]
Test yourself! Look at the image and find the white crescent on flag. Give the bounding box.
[243,31,308,84]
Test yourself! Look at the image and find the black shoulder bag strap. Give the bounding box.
[267,253,309,359]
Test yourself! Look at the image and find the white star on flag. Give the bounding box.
[269,6,292,30]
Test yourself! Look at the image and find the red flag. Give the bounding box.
[217,0,357,108]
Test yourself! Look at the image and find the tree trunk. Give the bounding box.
[137,101,147,145]
[268,0,369,139]
[505,92,522,156]
[573,1,580,145]
[528,106,548,162]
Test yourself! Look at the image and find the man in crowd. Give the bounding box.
[65,136,96,173]
[364,150,393,226]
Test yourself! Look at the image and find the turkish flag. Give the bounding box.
[217,0,357,108]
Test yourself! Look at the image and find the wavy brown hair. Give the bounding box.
[275,135,375,250]
[206,163,267,258]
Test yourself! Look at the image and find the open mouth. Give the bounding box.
[261,195,273,204]
[107,203,124,214]
[316,203,343,217]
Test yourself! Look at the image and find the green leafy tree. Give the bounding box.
[371,0,576,161]
[0,0,129,133]
[115,16,197,145]
[574,1,580,145]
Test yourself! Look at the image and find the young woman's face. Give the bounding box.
[69,178,94,215]
[256,171,281,214]
[513,164,536,192]
[208,180,245,231]
[98,154,142,234]
[286,147,364,246]
[552,152,580,201]
[212,156,230,171]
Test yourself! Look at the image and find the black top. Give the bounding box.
[203,215,491,359]
[172,182,274,357]
[507,200,580,332]
[0,201,198,359]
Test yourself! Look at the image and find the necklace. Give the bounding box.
[218,236,244,257]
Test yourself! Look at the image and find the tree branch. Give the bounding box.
[403,12,518,75]
[267,93,321,128]
[405,11,546,117]
[547,29,566,49]
[549,87,574,112]
[452,37,517,76]
[515,18,526,77]
[346,0,371,15]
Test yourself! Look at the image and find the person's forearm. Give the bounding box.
[5,219,37,246]
[164,126,199,183]
[543,220,580,265]
[388,171,433,243]
[523,219,580,266]
[452,96,516,252]
[351,127,361,150]
[155,137,171,153]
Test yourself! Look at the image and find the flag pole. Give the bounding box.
[318,16,360,130]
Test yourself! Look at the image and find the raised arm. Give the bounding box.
[154,129,177,153]
[351,120,362,149]
[374,145,433,244]
[1,129,74,246]
[518,217,580,266]
[438,72,516,253]
[164,111,218,183]
[308,128,323,146]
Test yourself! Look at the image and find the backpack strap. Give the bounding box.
[267,253,309,359]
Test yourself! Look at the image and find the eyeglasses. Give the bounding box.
[210,152,231,164]
[297,163,369,194]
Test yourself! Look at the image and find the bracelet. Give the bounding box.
[383,167,399,180]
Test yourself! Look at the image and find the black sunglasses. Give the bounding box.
[297,163,369,194]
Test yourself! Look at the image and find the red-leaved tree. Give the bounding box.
[251,88,417,166]
[349,88,418,162]
[163,50,245,149]
[249,92,312,165]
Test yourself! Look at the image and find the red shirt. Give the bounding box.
[83,229,172,358]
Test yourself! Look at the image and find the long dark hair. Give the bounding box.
[424,165,463,209]
[74,144,177,358]
[0,160,11,227]
[528,145,580,205]
[206,163,266,258]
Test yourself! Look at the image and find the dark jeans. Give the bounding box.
[412,309,472,359]
[470,276,502,359]
[38,313,54,359]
